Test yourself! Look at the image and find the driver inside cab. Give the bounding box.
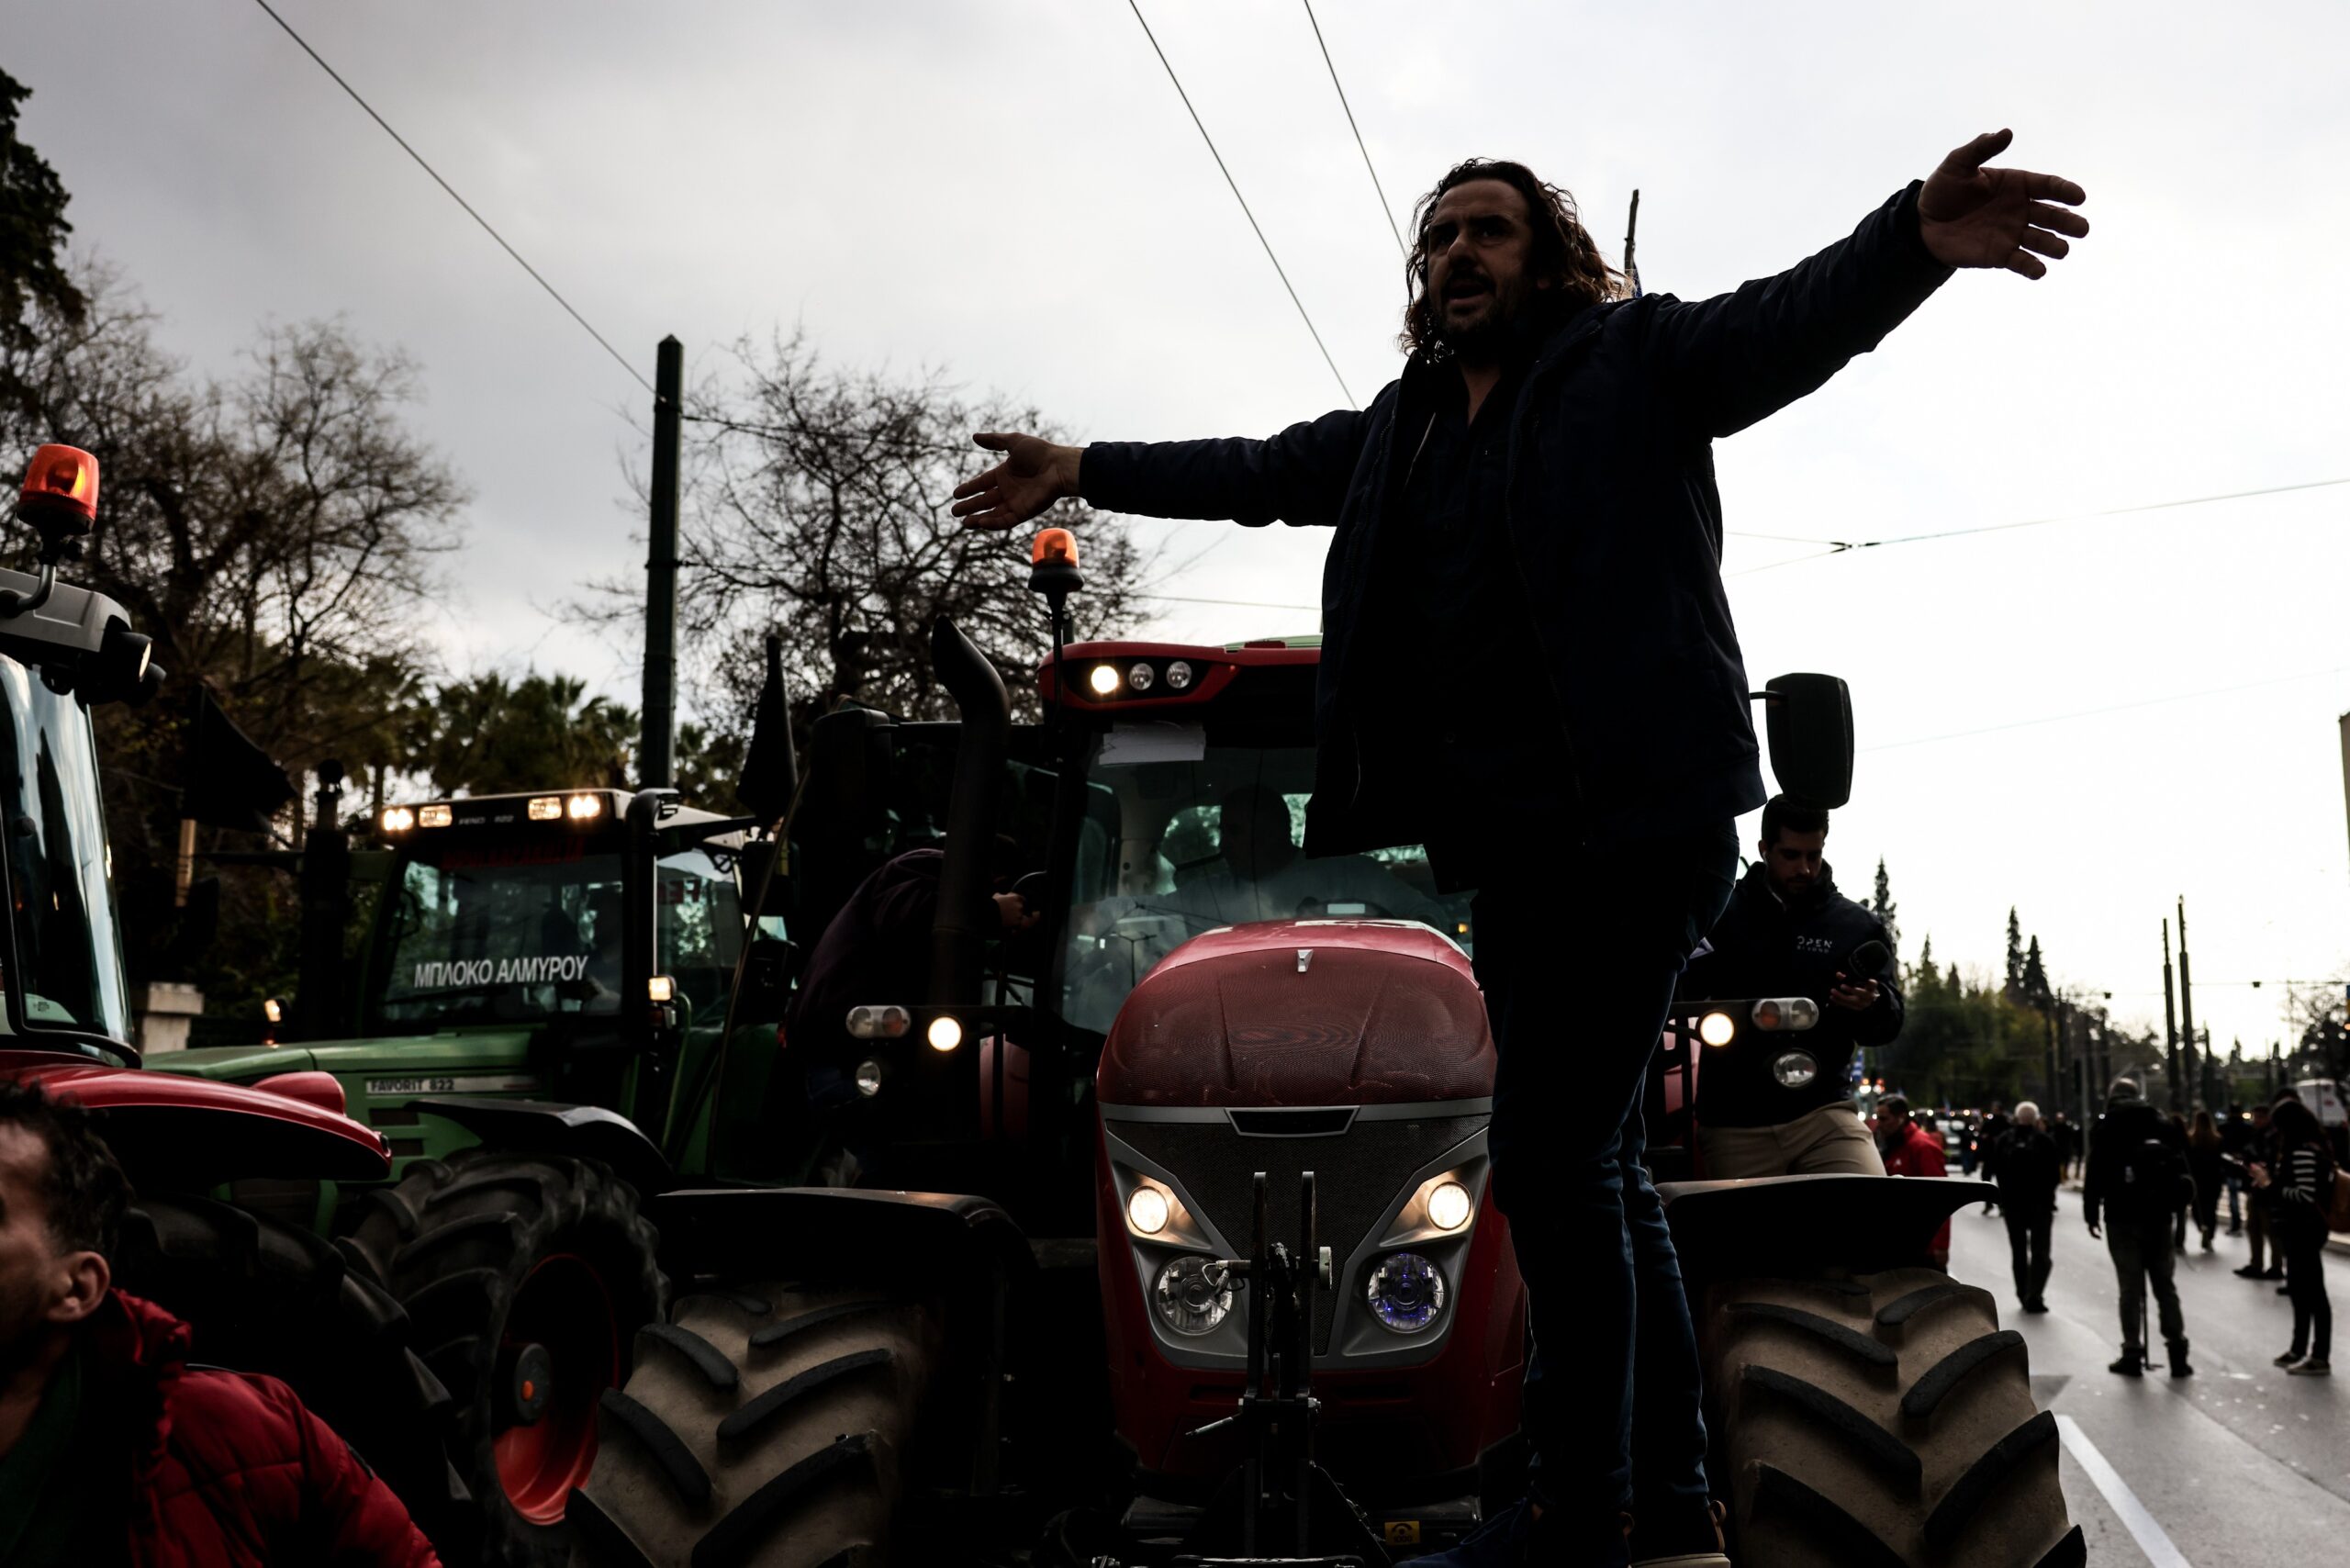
[1167,785,1448,928]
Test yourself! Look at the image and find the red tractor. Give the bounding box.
[571,532,2075,1566]
[0,446,465,1541]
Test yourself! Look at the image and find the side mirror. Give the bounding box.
[1756,673,1852,810]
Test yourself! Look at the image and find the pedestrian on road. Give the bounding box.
[956,128,2089,1568]
[0,1081,439,1565]
[2051,1110,2081,1182]
[2235,1103,2285,1281]
[2187,1109,2226,1252]
[2221,1103,2252,1235]
[2085,1077,2196,1378]
[2255,1094,2334,1375]
[1681,795,1901,1178]
[1992,1102,2061,1312]
[1977,1102,2009,1213]
[1876,1095,1953,1269]
[2167,1111,2193,1252]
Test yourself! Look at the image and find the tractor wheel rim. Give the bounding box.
[491,1251,618,1524]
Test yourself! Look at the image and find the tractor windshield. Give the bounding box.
[1057,729,1471,1037]
[370,838,743,1030]
[0,653,131,1046]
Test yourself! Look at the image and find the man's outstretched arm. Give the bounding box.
[953,406,1372,532]
[1648,129,2088,439]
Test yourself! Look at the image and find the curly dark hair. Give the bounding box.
[1399,158,1627,358]
[0,1081,132,1258]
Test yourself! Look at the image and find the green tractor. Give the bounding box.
[150,752,806,1562]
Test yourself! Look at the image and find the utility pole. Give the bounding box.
[2176,896,2199,1109]
[642,335,683,789]
[2042,1002,2060,1113]
[2162,921,2182,1110]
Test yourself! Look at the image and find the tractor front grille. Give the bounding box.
[1115,1113,1483,1354]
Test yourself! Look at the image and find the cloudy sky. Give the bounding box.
[8,0,2348,1061]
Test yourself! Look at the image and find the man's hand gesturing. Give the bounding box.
[1918,129,2089,279]
[952,431,1083,531]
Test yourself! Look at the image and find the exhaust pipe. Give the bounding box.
[927,617,1010,1017]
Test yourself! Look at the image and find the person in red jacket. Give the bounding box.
[1875,1094,1953,1268]
[0,1081,437,1566]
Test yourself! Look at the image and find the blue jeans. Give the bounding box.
[1472,823,1738,1565]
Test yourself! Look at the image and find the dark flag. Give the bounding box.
[735,633,799,823]
[183,687,296,834]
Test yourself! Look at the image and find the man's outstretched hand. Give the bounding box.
[1919,129,2089,279]
[952,431,1083,532]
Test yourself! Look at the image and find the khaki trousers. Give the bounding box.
[1697,1102,1887,1180]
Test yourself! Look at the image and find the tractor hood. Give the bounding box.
[1,1050,390,1184]
[1095,920,1494,1109]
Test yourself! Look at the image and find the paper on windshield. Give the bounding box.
[1096,722,1208,767]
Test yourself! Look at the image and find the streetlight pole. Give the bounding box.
[2177,897,2199,1109]
[2162,921,2181,1111]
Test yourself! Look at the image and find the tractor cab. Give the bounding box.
[0,445,162,1067]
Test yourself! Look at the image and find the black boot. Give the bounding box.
[2168,1338,2194,1378]
[2109,1347,2143,1377]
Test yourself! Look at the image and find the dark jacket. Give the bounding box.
[2084,1095,2194,1231]
[1992,1124,2063,1214]
[1081,186,1953,852]
[1679,861,1903,1126]
[67,1291,437,1566]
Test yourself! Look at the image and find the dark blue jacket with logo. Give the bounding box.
[1080,184,1953,853]
[1680,860,1904,1126]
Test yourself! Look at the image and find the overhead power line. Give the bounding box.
[1125,0,1356,408]
[1300,0,1406,255]
[1729,474,2350,556]
[1861,661,2350,753]
[248,0,654,398]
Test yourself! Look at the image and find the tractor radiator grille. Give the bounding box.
[1115,1114,1483,1354]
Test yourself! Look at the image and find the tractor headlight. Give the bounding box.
[1752,996,1820,1031]
[1165,659,1194,690]
[1153,1255,1233,1338]
[380,806,415,834]
[1366,1251,1447,1334]
[1698,1011,1736,1047]
[854,1058,884,1097]
[1772,1050,1819,1089]
[1125,1184,1169,1236]
[1127,661,1155,691]
[1426,1180,1472,1233]
[1088,663,1121,697]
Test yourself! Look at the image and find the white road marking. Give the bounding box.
[2055,1414,2194,1568]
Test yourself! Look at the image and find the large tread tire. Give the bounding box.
[566,1282,947,1567]
[114,1194,468,1541]
[1705,1270,2080,1568]
[344,1150,666,1567]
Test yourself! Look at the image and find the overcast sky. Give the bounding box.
[8,0,2348,1064]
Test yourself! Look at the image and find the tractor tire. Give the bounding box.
[113,1194,468,1542]
[565,1282,948,1567]
[343,1150,666,1567]
[1703,1270,2082,1568]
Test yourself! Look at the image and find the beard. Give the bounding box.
[1431,275,1546,362]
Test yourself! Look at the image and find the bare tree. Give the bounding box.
[595,331,1158,740]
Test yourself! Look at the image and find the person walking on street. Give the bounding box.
[0,1082,440,1565]
[1680,795,1902,1177]
[1977,1103,2009,1213]
[955,129,2088,1568]
[2235,1103,2286,1281]
[1993,1102,2062,1312]
[1876,1095,1953,1269]
[2187,1109,2227,1252]
[2050,1110,2081,1182]
[2221,1103,2252,1234]
[2256,1094,2335,1375]
[2085,1077,2196,1378]
[2167,1111,2194,1252]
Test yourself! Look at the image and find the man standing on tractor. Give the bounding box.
[1681,795,1903,1178]
[0,1083,437,1564]
[953,130,2087,1567]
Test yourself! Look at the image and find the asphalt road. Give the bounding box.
[1943,1181,2350,1566]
